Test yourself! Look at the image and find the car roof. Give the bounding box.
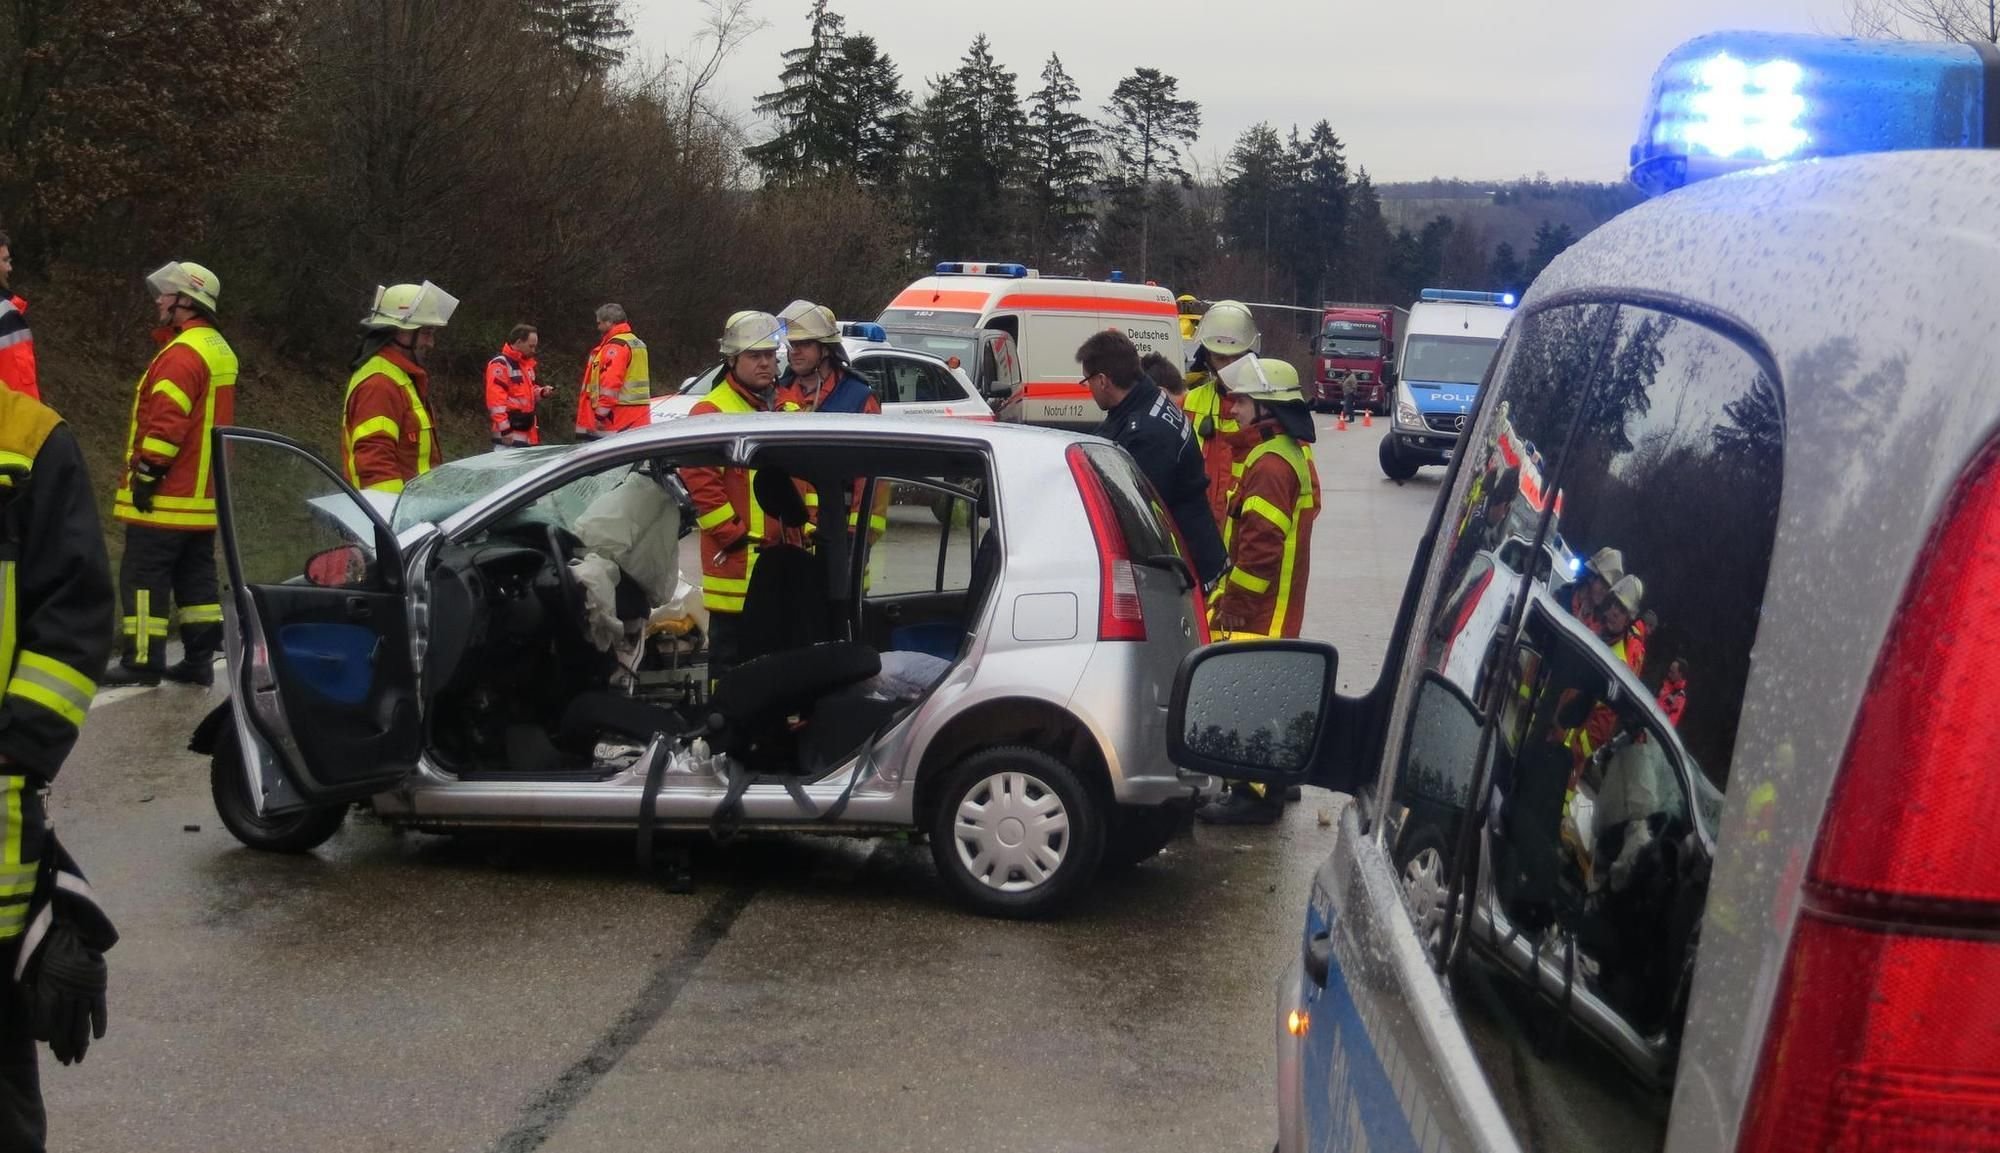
[1527,148,2000,1147]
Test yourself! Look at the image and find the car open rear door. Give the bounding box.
[214,427,422,808]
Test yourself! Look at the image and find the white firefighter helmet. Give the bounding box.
[146,261,221,314]
[1589,547,1627,585]
[1609,574,1645,616]
[777,299,839,344]
[363,281,459,331]
[719,310,786,356]
[1194,300,1258,357]
[1216,354,1306,404]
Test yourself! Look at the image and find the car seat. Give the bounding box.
[734,466,836,664]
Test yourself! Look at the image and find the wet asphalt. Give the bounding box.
[43,415,1441,1152]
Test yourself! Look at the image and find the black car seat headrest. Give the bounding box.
[752,465,812,529]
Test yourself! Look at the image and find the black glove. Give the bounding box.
[129,472,160,513]
[507,411,535,431]
[24,923,108,1066]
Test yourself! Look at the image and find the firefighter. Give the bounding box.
[343,281,457,494]
[682,311,787,680]
[102,262,237,687]
[1181,300,1259,529]
[575,303,651,440]
[775,301,879,414]
[0,233,35,401]
[0,384,119,1149]
[1175,294,1202,343]
[486,324,550,449]
[1199,355,1322,827]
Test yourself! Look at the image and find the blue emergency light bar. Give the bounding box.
[1631,31,2000,196]
[1419,288,1516,306]
[935,261,1029,278]
[840,321,888,342]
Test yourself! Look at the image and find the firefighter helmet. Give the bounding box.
[363,282,459,331]
[146,261,221,314]
[1194,300,1258,356]
[1609,574,1645,616]
[719,310,786,356]
[1217,354,1306,404]
[1589,547,1627,585]
[777,300,840,344]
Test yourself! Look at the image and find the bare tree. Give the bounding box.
[676,0,766,151]
[1848,0,2000,42]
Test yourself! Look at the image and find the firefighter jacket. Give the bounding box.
[343,345,442,493]
[776,367,886,537]
[576,323,651,436]
[113,319,239,531]
[683,375,786,613]
[486,344,540,446]
[1214,423,1320,638]
[0,295,36,401]
[1182,375,1248,529]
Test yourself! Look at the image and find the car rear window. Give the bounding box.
[1078,442,1177,558]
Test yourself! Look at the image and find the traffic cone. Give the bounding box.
[1336,411,1348,431]
[1362,410,1374,428]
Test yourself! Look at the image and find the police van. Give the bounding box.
[1381,289,1517,480]
[1170,31,2000,1153]
[877,263,1185,431]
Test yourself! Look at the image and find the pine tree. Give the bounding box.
[1525,220,1579,284]
[1101,68,1200,278]
[746,1,851,181]
[837,34,912,189]
[1223,122,1290,298]
[1290,121,1349,308]
[1022,53,1098,271]
[911,34,1024,258]
[526,0,633,77]
[1333,168,1395,302]
[1489,242,1526,295]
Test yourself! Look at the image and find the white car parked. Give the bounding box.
[650,336,991,423]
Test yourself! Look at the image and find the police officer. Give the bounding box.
[0,384,117,1149]
[1077,329,1226,590]
[103,262,237,687]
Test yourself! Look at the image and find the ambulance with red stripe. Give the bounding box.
[878,262,1185,431]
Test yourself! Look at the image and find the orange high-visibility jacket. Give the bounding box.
[343,346,443,493]
[486,344,540,446]
[576,323,650,435]
[682,376,783,613]
[1215,427,1320,638]
[0,294,37,401]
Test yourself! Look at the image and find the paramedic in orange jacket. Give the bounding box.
[0,231,36,400]
[574,303,651,439]
[101,261,237,687]
[343,281,458,493]
[682,310,786,680]
[486,324,550,448]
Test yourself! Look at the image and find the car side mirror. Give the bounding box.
[1168,640,1337,784]
[305,543,374,588]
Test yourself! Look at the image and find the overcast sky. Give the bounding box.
[628,0,1854,183]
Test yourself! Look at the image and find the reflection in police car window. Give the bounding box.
[1181,650,1326,772]
[1443,305,1782,1151]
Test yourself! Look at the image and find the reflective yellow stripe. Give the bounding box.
[114,500,217,528]
[704,574,751,595]
[178,603,224,625]
[141,435,181,459]
[0,879,33,898]
[1228,567,1271,594]
[0,564,16,695]
[348,416,400,446]
[115,490,215,511]
[7,677,85,728]
[2,777,22,866]
[696,505,735,531]
[121,616,170,637]
[703,593,746,613]
[136,590,152,665]
[0,905,27,938]
[9,652,95,726]
[151,380,193,414]
[364,478,405,494]
[0,451,29,471]
[1242,495,1293,532]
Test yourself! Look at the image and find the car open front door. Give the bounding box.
[214,427,421,809]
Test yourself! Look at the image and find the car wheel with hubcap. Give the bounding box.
[1396,824,1451,958]
[210,735,348,854]
[928,745,1103,919]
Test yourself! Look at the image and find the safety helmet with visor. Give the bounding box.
[719,310,787,357]
[1588,547,1627,586]
[362,281,459,331]
[147,261,221,315]
[1216,354,1306,404]
[777,300,840,345]
[1194,300,1259,357]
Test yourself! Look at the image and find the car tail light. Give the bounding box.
[1066,445,1146,641]
[1739,440,2000,1153]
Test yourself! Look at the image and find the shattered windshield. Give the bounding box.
[391,446,577,532]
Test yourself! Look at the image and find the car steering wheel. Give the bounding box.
[546,524,588,626]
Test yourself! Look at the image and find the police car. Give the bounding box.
[1169,31,2000,1152]
[1380,289,1517,481]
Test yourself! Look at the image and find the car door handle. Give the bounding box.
[345,596,373,620]
[883,603,903,622]
[1304,929,1332,988]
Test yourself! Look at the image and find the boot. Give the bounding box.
[1196,788,1285,826]
[161,657,215,687]
[100,663,161,688]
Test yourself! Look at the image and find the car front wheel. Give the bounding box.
[928,745,1104,919]
[1396,823,1451,958]
[1380,433,1420,481]
[210,736,349,854]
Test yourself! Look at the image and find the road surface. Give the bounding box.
[43,417,1442,1152]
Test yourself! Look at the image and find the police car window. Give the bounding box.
[1404,334,1503,385]
[893,360,951,404]
[1450,306,1783,1151]
[853,360,890,405]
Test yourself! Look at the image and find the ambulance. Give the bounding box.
[878,262,1185,431]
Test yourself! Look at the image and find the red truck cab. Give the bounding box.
[1312,304,1407,415]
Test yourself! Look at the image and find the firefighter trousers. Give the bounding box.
[118,525,222,672]
[0,940,43,1151]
